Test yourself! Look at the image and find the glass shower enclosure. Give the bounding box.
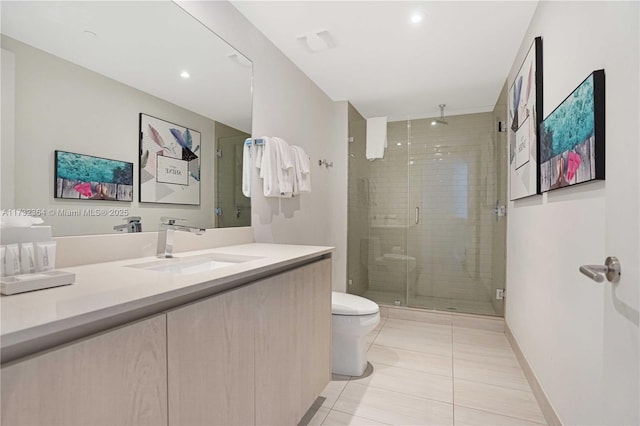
[347,102,507,317]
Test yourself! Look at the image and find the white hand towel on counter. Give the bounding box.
[366,116,387,160]
[291,145,311,193]
[242,142,252,197]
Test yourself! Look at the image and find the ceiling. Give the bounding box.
[232,1,538,121]
[1,1,253,132]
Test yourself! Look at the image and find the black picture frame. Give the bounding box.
[54,150,133,201]
[508,36,543,200]
[539,70,605,192]
[139,113,201,205]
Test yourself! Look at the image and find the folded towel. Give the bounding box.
[242,142,252,197]
[366,116,387,160]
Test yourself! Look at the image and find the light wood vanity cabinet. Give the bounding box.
[0,257,331,426]
[0,315,168,426]
[167,283,256,425]
[255,258,332,425]
[168,258,332,426]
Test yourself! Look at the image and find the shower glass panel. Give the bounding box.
[407,114,505,316]
[347,104,506,317]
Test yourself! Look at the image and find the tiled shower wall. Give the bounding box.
[348,105,506,315]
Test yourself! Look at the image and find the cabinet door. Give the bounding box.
[299,258,332,411]
[255,259,332,425]
[1,315,167,426]
[167,284,255,426]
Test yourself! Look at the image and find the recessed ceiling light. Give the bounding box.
[410,13,423,24]
[180,71,190,79]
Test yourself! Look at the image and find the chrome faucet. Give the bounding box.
[159,217,206,258]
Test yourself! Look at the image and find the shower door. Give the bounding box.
[406,114,506,316]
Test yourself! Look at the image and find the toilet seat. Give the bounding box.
[332,292,379,316]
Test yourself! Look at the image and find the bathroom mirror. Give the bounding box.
[0,1,252,236]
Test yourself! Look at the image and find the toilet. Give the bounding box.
[331,291,380,376]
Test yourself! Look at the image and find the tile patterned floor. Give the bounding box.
[301,312,547,426]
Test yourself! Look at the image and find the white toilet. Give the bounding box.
[331,291,380,376]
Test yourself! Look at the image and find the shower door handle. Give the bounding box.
[415,207,420,225]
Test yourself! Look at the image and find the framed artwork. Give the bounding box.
[55,150,133,201]
[540,70,605,192]
[509,36,543,200]
[139,113,201,205]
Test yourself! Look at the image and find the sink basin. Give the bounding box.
[127,253,261,275]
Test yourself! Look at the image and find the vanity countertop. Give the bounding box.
[1,243,333,363]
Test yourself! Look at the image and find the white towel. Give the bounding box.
[366,116,387,160]
[291,145,311,193]
[258,137,280,197]
[273,137,294,197]
[242,142,252,198]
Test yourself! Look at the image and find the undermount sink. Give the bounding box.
[127,253,261,275]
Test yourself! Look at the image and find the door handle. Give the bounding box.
[579,256,621,283]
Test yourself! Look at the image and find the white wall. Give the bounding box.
[506,2,639,425]
[2,36,217,236]
[1,48,15,208]
[178,1,348,288]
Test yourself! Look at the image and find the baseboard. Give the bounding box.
[505,324,563,426]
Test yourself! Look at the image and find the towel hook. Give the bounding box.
[318,159,333,168]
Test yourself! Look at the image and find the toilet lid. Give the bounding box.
[332,292,379,316]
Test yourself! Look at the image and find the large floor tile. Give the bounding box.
[317,375,351,409]
[334,382,454,425]
[383,318,452,337]
[386,307,452,325]
[373,322,452,357]
[322,409,390,425]
[453,329,519,366]
[454,378,546,424]
[452,314,504,333]
[350,362,453,403]
[299,406,330,426]
[453,356,531,392]
[454,406,546,425]
[368,344,453,377]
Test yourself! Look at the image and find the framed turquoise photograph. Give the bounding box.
[540,70,605,192]
[54,151,133,201]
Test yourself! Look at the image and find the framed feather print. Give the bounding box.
[509,36,543,200]
[139,113,201,205]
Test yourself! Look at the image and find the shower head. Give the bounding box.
[431,104,448,126]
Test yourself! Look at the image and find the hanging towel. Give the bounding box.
[258,137,280,197]
[273,137,294,197]
[291,145,311,193]
[242,142,252,197]
[366,116,387,160]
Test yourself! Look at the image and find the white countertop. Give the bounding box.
[1,243,333,362]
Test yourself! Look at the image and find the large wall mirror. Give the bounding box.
[1,1,252,236]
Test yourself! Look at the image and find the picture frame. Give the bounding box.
[139,113,201,205]
[54,150,133,201]
[509,36,543,200]
[540,70,605,192]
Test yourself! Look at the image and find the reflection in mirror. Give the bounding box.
[0,1,252,236]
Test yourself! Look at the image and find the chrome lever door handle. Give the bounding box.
[579,257,621,283]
